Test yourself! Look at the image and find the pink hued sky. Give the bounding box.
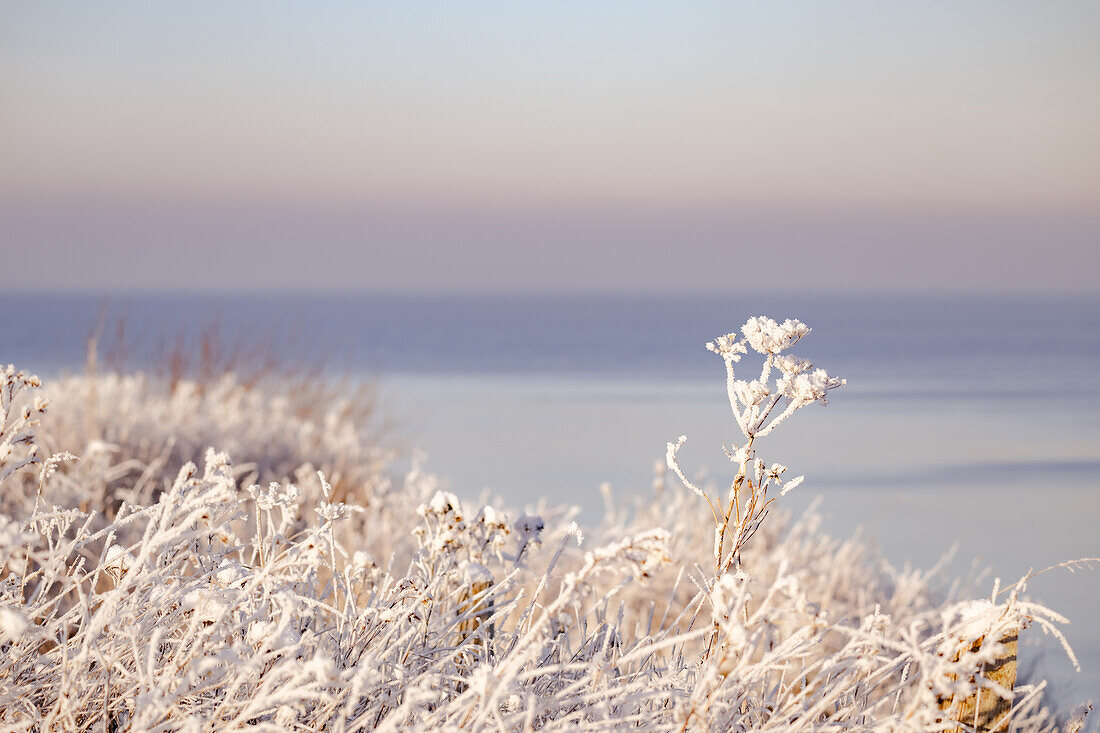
[1,2,1097,294]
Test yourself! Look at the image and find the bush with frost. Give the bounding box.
[0,317,1091,731]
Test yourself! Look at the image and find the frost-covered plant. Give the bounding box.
[0,366,48,486]
[667,317,844,577]
[0,318,1091,732]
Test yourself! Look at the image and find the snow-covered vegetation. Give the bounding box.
[0,318,1092,731]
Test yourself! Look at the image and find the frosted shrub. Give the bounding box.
[0,318,1091,731]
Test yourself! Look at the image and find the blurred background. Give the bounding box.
[2,0,1098,706]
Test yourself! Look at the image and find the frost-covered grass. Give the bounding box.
[0,318,1093,731]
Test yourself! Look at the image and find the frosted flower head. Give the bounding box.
[201,448,234,483]
[773,355,813,375]
[741,317,810,354]
[3,365,41,390]
[732,379,770,407]
[249,481,302,512]
[777,368,845,406]
[315,499,357,522]
[477,505,507,530]
[705,334,748,362]
[514,514,544,540]
[418,490,462,521]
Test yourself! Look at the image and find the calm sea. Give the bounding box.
[3,293,1099,705]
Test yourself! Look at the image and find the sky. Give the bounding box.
[1,1,1098,294]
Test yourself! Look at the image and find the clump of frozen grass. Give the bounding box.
[1,367,406,571]
[0,319,1091,731]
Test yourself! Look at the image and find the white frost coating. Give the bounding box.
[773,355,813,375]
[705,334,747,362]
[942,599,1023,642]
[778,475,804,496]
[665,436,706,500]
[214,561,250,588]
[478,505,503,527]
[0,607,28,640]
[246,619,301,650]
[0,515,30,551]
[182,589,227,624]
[777,368,845,407]
[104,545,133,574]
[461,561,494,586]
[732,379,770,407]
[419,490,461,517]
[431,490,458,514]
[740,316,811,355]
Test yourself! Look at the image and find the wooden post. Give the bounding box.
[457,579,494,646]
[454,577,495,695]
[939,630,1018,733]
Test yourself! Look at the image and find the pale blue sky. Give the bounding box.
[1,2,1098,292]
